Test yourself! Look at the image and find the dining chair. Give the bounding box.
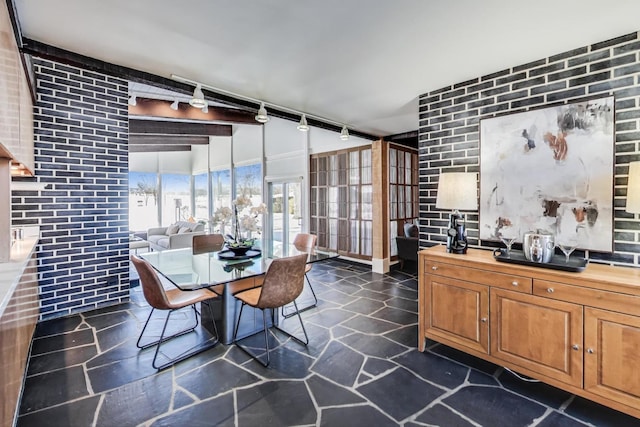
[232,253,309,366]
[290,233,318,310]
[193,233,225,255]
[131,255,220,370]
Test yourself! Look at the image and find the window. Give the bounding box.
[311,146,372,259]
[389,145,418,257]
[193,173,209,222]
[161,174,191,224]
[129,171,158,231]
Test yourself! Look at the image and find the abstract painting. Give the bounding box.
[479,96,614,252]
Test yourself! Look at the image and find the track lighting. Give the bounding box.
[170,99,179,110]
[255,102,269,123]
[189,84,207,108]
[201,104,208,113]
[297,114,309,131]
[128,94,137,106]
[340,125,350,141]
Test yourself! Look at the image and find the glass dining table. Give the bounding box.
[139,242,338,344]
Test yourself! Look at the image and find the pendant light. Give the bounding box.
[201,104,208,113]
[340,125,350,141]
[170,99,179,110]
[255,102,269,123]
[128,94,137,106]
[189,84,207,108]
[297,114,309,131]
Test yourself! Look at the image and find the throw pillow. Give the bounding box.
[166,224,180,235]
[178,226,191,234]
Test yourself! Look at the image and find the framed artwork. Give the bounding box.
[479,96,614,252]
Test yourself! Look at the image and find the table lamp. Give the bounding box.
[436,172,478,254]
[626,161,640,214]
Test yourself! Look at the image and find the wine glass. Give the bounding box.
[499,224,520,256]
[556,226,583,263]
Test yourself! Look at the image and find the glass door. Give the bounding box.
[266,179,303,248]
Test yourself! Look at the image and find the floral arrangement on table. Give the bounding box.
[212,195,267,253]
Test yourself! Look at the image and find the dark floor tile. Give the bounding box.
[316,289,359,305]
[340,314,399,334]
[357,367,445,422]
[341,275,372,286]
[397,277,418,290]
[370,306,418,325]
[383,324,418,348]
[173,389,195,410]
[311,341,364,387]
[382,286,417,300]
[363,280,397,292]
[468,369,500,386]
[319,403,400,427]
[151,392,235,427]
[305,308,356,328]
[394,350,468,390]
[385,296,418,313]
[339,332,407,359]
[177,359,260,400]
[444,386,547,427]
[30,328,95,356]
[20,366,90,413]
[27,344,97,375]
[87,349,158,393]
[564,396,640,427]
[32,315,82,338]
[236,381,316,426]
[342,297,385,315]
[83,309,135,331]
[97,369,173,426]
[357,372,373,384]
[17,395,100,427]
[536,411,590,427]
[430,343,500,375]
[86,339,147,369]
[416,403,474,426]
[363,358,396,376]
[352,288,392,302]
[240,345,315,379]
[332,280,364,295]
[498,368,573,409]
[307,375,366,407]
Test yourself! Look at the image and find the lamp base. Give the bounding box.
[446,211,468,255]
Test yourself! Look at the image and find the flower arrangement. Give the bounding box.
[212,195,267,249]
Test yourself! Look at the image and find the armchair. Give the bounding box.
[396,222,418,271]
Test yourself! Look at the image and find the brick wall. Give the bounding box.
[419,31,640,266]
[12,58,129,319]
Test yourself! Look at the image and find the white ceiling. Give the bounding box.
[14,0,640,137]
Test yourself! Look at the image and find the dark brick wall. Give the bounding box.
[12,58,129,319]
[419,32,640,266]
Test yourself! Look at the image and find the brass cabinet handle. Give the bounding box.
[572,344,580,351]
[511,281,518,286]
[431,266,438,271]
[587,348,594,354]
[481,317,487,323]
[547,288,554,293]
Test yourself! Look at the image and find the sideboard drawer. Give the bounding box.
[425,259,532,293]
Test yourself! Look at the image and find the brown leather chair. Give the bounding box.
[291,233,318,309]
[232,253,309,366]
[192,233,225,255]
[131,255,219,370]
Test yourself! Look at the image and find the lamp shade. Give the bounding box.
[436,172,478,211]
[255,103,269,123]
[189,84,207,108]
[626,161,640,214]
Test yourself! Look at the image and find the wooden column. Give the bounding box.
[371,139,389,273]
[0,158,10,263]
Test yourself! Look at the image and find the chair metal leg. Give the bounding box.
[136,306,199,350]
[282,273,318,318]
[275,300,309,346]
[232,302,270,366]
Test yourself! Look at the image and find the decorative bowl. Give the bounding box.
[228,244,252,256]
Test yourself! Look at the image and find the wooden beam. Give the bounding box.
[130,116,233,136]
[129,145,192,153]
[129,98,257,126]
[128,135,210,145]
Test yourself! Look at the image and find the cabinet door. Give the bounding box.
[585,307,640,409]
[427,275,489,354]
[490,289,583,387]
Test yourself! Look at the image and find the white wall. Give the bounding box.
[232,125,262,166]
[309,126,371,154]
[209,136,232,171]
[264,117,306,179]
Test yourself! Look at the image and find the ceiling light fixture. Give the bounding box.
[255,102,269,123]
[170,99,179,110]
[189,84,207,108]
[297,114,309,131]
[340,125,350,141]
[128,94,137,106]
[201,104,208,114]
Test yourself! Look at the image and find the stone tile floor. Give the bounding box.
[17,259,640,426]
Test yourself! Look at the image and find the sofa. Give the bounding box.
[396,222,418,271]
[146,221,205,251]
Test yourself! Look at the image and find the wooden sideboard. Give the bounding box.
[419,245,640,419]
